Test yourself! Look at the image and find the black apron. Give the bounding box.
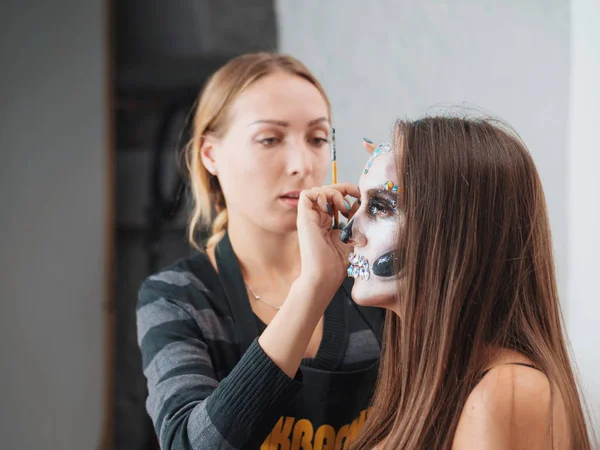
[216,233,381,450]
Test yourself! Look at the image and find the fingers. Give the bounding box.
[331,190,352,215]
[329,229,353,261]
[325,182,360,199]
[334,196,361,221]
[328,184,360,220]
[315,192,329,214]
[302,184,360,218]
[301,184,359,205]
[346,198,360,219]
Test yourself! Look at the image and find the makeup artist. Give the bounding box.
[136,52,383,450]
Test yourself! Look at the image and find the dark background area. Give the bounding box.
[112,2,277,448]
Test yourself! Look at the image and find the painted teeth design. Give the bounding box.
[347,252,370,280]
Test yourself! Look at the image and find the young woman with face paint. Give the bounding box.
[136,53,381,450]
[306,118,591,449]
[339,141,405,311]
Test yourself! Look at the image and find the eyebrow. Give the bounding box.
[248,117,329,128]
[366,188,394,197]
[365,186,404,197]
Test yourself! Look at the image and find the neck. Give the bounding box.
[226,212,301,284]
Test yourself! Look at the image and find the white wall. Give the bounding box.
[278,0,599,435]
[276,0,570,299]
[0,2,107,449]
[567,0,600,436]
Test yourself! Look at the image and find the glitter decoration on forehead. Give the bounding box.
[377,180,402,213]
[363,142,392,174]
[383,180,400,192]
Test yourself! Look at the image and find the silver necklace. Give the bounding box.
[245,284,283,310]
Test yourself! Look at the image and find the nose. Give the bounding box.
[340,217,366,246]
[286,141,314,178]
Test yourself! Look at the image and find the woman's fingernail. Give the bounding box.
[326,203,332,214]
[363,137,374,144]
[344,200,351,210]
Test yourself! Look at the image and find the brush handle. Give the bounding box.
[332,161,339,228]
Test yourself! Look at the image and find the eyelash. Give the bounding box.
[258,137,280,147]
[257,136,329,148]
[310,137,329,146]
[366,197,397,218]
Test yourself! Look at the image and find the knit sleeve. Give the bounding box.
[137,272,302,449]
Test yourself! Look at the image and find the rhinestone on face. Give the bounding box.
[375,142,392,154]
[363,142,392,174]
[346,252,372,280]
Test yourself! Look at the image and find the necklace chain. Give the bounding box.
[245,283,283,311]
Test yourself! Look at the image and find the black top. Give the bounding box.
[479,362,540,383]
[137,232,384,449]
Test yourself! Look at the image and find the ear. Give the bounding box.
[362,140,377,155]
[200,136,218,175]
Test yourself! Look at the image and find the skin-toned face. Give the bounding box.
[201,71,331,234]
[341,147,404,311]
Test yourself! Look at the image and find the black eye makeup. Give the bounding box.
[365,189,400,219]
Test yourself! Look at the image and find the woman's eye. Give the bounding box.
[259,137,280,147]
[367,198,396,217]
[309,137,329,147]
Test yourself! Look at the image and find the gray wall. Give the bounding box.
[567,0,600,435]
[0,2,106,449]
[278,0,599,435]
[112,2,277,448]
[276,0,570,298]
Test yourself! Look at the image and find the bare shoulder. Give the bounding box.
[453,365,557,450]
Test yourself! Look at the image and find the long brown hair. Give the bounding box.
[352,117,590,449]
[184,52,331,249]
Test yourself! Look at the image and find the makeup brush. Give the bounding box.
[331,128,339,229]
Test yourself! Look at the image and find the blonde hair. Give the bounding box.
[184,52,331,249]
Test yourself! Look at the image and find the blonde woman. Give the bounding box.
[137,53,380,449]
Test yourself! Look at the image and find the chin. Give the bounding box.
[262,215,298,234]
[351,278,396,309]
[280,217,299,233]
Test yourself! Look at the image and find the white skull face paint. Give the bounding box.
[343,148,404,310]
